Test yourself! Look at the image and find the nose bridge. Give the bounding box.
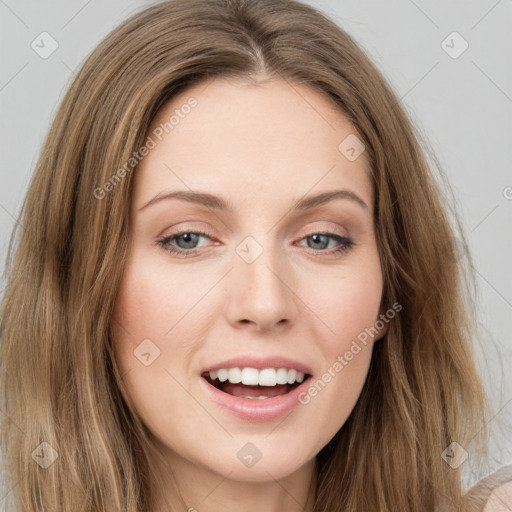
[224,233,297,330]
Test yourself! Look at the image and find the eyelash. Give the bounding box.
[156,229,354,258]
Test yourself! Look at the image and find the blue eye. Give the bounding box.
[157,231,211,257]
[156,231,354,258]
[301,233,353,253]
[169,232,203,250]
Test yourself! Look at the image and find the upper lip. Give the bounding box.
[201,355,313,376]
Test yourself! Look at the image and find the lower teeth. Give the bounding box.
[243,396,270,400]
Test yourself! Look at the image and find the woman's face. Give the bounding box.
[112,76,385,483]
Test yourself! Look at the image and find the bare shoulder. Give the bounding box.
[464,466,512,512]
[483,479,512,512]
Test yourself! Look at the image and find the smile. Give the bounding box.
[203,367,307,399]
[199,357,313,421]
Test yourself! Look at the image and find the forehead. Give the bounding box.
[133,77,372,211]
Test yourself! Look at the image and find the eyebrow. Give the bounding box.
[139,189,368,212]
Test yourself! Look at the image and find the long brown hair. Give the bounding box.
[0,0,490,510]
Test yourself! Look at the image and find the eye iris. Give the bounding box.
[308,234,329,250]
[176,233,200,249]
[166,232,344,253]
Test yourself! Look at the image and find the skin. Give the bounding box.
[111,75,387,512]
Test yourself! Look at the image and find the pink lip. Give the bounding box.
[199,374,312,422]
[200,356,313,375]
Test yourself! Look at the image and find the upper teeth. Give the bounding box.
[209,367,305,386]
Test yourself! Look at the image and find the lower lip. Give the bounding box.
[199,376,311,422]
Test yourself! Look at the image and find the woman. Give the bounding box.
[0,0,510,510]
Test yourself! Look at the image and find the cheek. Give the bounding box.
[298,293,378,453]
[295,262,382,440]
[110,257,173,402]
[110,250,214,419]
[110,267,198,447]
[112,250,207,342]
[306,265,383,351]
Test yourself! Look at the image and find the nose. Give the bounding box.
[224,240,299,333]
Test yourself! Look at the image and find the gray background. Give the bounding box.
[1,0,511,495]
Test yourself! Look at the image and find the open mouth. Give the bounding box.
[201,368,312,400]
